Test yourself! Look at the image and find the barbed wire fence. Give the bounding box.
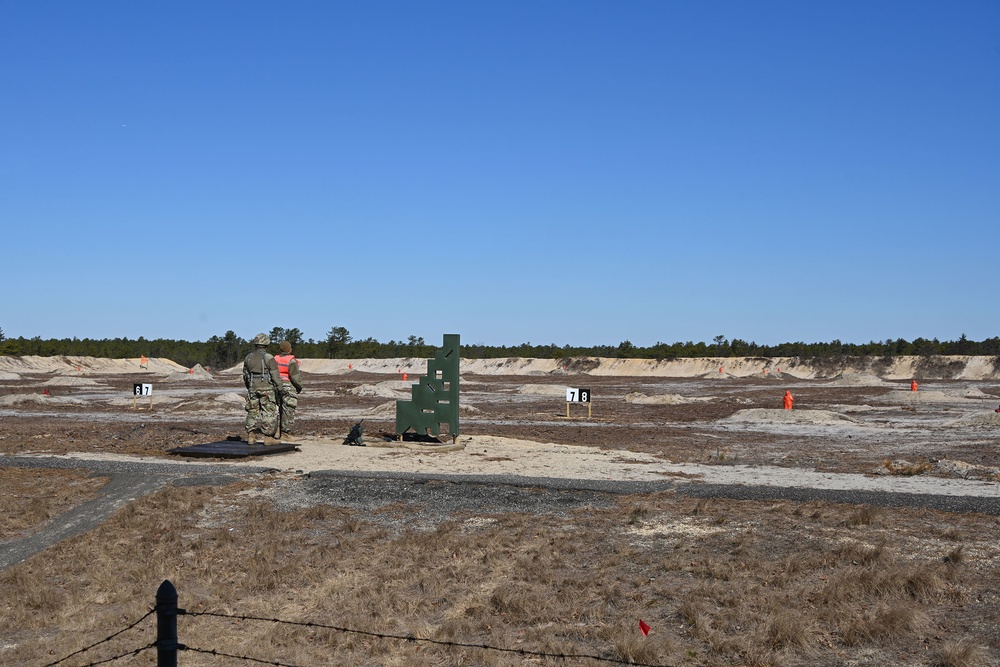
[39,579,678,667]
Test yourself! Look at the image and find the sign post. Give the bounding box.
[565,387,592,419]
[133,383,153,410]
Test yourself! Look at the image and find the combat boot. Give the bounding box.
[246,431,257,445]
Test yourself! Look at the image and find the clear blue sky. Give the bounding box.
[2,1,997,348]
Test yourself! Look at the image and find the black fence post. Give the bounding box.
[156,579,183,667]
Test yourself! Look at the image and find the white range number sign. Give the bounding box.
[133,383,152,397]
[566,387,591,403]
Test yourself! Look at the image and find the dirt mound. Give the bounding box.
[8,354,1000,379]
[0,394,86,406]
[215,392,247,406]
[720,409,859,425]
[369,399,480,417]
[962,386,994,399]
[41,377,101,387]
[829,373,889,387]
[165,364,214,381]
[351,381,410,399]
[0,372,21,381]
[0,355,186,375]
[625,392,709,405]
[517,384,567,396]
[946,412,1000,427]
[369,401,397,416]
[936,458,1000,480]
[701,371,736,379]
[878,390,986,404]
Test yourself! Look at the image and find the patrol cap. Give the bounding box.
[279,341,292,354]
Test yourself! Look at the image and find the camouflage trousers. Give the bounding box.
[245,386,280,437]
[279,382,298,433]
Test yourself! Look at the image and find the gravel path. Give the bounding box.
[0,456,271,571]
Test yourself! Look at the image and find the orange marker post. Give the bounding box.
[910,380,918,392]
[783,390,794,410]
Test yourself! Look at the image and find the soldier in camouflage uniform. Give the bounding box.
[242,333,285,444]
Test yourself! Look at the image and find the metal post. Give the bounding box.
[156,579,183,667]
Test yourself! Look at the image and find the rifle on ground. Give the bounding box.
[343,420,365,447]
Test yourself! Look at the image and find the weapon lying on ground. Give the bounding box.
[343,420,365,447]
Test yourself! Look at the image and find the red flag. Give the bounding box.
[638,620,650,636]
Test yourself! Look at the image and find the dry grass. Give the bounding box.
[934,639,988,667]
[1,480,999,666]
[0,467,108,539]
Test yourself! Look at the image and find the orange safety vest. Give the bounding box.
[274,354,296,382]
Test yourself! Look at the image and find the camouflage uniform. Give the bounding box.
[242,334,285,441]
[274,341,303,435]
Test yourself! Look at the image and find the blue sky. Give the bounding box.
[2,1,997,348]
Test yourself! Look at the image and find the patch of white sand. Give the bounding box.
[41,377,101,387]
[0,394,86,406]
[25,434,1000,498]
[517,384,568,396]
[829,373,890,387]
[350,381,410,398]
[878,390,987,404]
[946,412,1000,427]
[625,392,710,405]
[215,392,247,406]
[166,364,214,381]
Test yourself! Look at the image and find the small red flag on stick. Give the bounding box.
[639,620,651,636]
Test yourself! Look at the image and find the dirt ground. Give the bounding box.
[2,368,999,477]
[3,362,1000,666]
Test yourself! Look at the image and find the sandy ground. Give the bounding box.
[39,433,1000,497]
[3,354,999,499]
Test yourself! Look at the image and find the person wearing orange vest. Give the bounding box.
[783,390,794,410]
[274,341,304,437]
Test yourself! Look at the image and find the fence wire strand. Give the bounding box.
[64,642,157,666]
[41,609,156,667]
[187,610,674,667]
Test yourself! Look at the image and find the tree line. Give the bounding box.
[0,325,997,368]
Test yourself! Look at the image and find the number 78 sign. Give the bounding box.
[565,387,592,419]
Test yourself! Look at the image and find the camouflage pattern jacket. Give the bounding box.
[242,349,284,394]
